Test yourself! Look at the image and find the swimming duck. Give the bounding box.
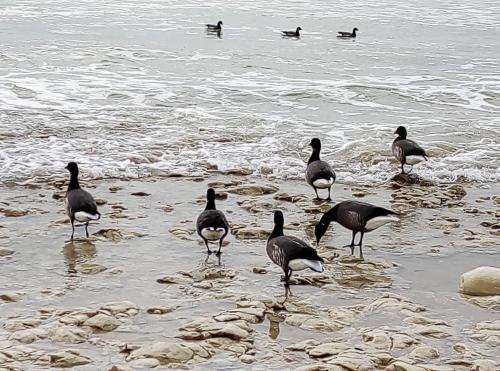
[337,27,358,38]
[206,21,223,31]
[282,27,302,37]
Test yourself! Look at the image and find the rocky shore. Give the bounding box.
[0,175,499,370]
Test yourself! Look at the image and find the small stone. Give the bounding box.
[83,313,121,331]
[409,345,440,360]
[129,358,160,368]
[307,342,350,357]
[128,342,211,364]
[232,227,269,240]
[0,292,23,302]
[46,349,92,368]
[76,263,107,275]
[226,184,278,196]
[0,248,15,257]
[240,354,255,364]
[131,192,151,196]
[460,266,500,296]
[161,205,174,213]
[471,359,498,370]
[0,207,29,217]
[9,328,47,344]
[95,198,108,205]
[109,186,123,193]
[252,267,267,274]
[147,306,176,315]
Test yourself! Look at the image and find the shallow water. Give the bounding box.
[1,0,500,184]
[1,177,499,368]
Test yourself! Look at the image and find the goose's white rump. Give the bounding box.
[312,178,335,189]
[288,258,324,272]
[365,216,399,231]
[405,155,427,165]
[74,211,101,223]
[201,227,226,241]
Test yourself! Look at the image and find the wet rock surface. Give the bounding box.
[0,177,499,369]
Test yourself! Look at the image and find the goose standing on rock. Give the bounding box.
[392,126,428,174]
[267,211,324,286]
[206,21,223,31]
[282,27,302,38]
[315,200,398,260]
[196,188,229,256]
[65,162,101,241]
[305,138,336,200]
[337,27,358,38]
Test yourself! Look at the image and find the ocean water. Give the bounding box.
[1,0,499,184]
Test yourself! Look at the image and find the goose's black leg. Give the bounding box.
[400,161,406,174]
[203,239,212,254]
[216,239,223,256]
[284,268,292,286]
[327,187,332,201]
[359,232,365,260]
[343,231,356,254]
[70,219,75,241]
[313,187,320,200]
[85,222,89,238]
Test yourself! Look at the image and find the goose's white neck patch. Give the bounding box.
[289,259,324,272]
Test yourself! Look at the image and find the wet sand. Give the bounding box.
[0,175,499,370]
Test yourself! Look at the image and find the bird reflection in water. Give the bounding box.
[267,313,285,340]
[63,240,97,289]
[206,29,222,39]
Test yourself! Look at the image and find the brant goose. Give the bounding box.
[267,211,324,286]
[196,188,229,255]
[206,21,223,31]
[65,162,101,241]
[305,138,336,200]
[315,200,398,259]
[282,27,302,37]
[337,27,358,38]
[392,126,428,174]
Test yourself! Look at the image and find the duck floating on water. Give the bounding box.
[337,27,358,38]
[206,21,223,31]
[282,27,302,38]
